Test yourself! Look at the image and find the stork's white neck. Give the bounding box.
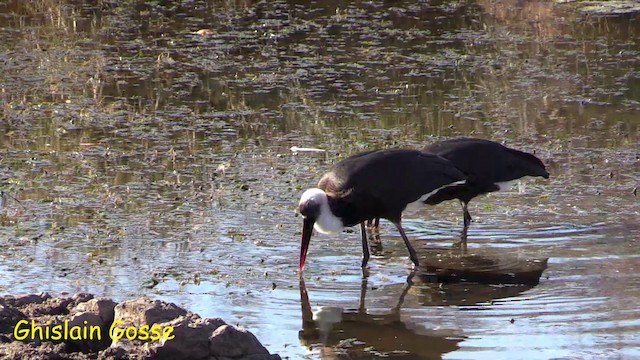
[315,204,344,234]
[299,188,344,234]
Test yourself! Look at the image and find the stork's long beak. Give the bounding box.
[299,217,315,272]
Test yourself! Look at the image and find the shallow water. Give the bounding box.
[0,0,639,359]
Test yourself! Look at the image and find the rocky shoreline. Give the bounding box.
[0,293,280,360]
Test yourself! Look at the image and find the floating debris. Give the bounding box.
[193,29,215,36]
[215,163,227,175]
[290,146,326,153]
[142,278,159,289]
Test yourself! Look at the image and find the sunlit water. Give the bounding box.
[1,1,639,359]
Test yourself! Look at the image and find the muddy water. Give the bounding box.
[0,1,639,359]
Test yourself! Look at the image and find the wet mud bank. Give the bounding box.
[0,292,280,360]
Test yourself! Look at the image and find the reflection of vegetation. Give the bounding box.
[2,0,638,147]
[577,1,640,15]
[0,1,635,219]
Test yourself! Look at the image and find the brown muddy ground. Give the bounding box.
[0,1,638,359]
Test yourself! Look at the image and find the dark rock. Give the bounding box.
[60,297,116,352]
[0,341,71,360]
[23,296,74,317]
[0,304,27,335]
[147,313,227,359]
[1,293,51,308]
[71,293,95,306]
[66,312,111,352]
[0,293,279,360]
[74,298,116,324]
[97,346,127,360]
[106,338,150,359]
[209,324,269,358]
[113,298,187,327]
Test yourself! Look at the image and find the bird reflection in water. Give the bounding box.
[299,271,462,359]
[298,252,548,358]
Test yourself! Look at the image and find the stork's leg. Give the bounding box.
[392,221,419,267]
[360,222,370,268]
[367,218,381,233]
[462,201,472,228]
[366,218,383,255]
[359,269,369,312]
[461,200,471,242]
[369,228,383,256]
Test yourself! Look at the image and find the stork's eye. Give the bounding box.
[299,202,311,217]
[299,199,320,219]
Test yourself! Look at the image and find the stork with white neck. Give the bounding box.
[298,149,466,271]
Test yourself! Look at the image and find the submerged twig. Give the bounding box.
[0,191,27,210]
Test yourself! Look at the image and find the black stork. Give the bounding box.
[297,148,466,271]
[371,138,549,241]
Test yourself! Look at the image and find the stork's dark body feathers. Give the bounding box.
[367,138,550,246]
[319,149,466,225]
[423,138,549,204]
[298,148,466,270]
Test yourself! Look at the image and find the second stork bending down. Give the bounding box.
[368,138,550,244]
